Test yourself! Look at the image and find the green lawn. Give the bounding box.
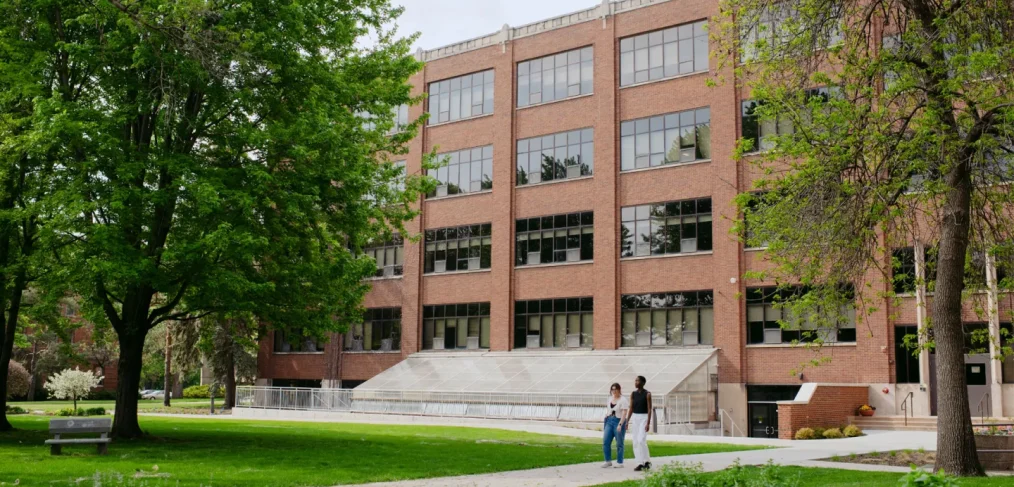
[594,466,1013,486]
[0,415,767,486]
[10,399,212,412]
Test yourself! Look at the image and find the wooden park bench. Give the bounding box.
[45,418,112,455]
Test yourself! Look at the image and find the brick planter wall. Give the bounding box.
[777,385,869,440]
[975,435,1014,471]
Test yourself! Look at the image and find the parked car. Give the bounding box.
[141,390,166,400]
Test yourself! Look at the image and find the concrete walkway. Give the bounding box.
[351,430,939,487]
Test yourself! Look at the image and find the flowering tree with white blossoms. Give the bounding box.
[45,368,102,410]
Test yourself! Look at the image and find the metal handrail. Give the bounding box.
[719,408,745,437]
[900,391,914,427]
[977,392,991,424]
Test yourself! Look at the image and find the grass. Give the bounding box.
[593,466,1014,486]
[10,399,212,412]
[0,415,767,486]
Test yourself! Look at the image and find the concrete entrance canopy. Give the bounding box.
[356,348,717,396]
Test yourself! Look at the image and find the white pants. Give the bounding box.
[630,413,651,465]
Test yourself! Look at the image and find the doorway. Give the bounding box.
[749,403,779,438]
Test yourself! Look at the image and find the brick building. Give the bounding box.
[257,0,1014,437]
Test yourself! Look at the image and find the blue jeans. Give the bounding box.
[603,416,626,463]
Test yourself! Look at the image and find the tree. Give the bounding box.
[202,315,257,409]
[4,361,28,399]
[714,0,1014,476]
[0,0,431,438]
[45,368,101,410]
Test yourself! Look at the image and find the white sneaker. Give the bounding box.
[601,462,612,468]
[614,463,624,468]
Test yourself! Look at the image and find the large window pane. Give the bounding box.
[516,298,593,348]
[620,292,713,348]
[429,69,494,124]
[621,108,710,170]
[425,224,493,274]
[619,20,708,87]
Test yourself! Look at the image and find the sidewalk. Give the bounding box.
[350,430,939,487]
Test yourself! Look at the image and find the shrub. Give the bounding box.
[6,361,30,399]
[897,466,959,486]
[794,428,816,440]
[5,405,27,415]
[642,461,799,487]
[642,462,710,487]
[89,390,117,401]
[56,407,87,417]
[183,385,217,399]
[822,428,844,439]
[45,368,102,410]
[843,424,863,437]
[811,427,826,438]
[85,407,106,416]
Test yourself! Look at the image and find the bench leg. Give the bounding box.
[97,443,108,455]
[50,444,61,456]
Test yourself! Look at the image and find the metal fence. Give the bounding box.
[236,386,711,431]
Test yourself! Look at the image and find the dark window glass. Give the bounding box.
[362,234,405,278]
[620,198,711,258]
[274,331,327,353]
[621,291,714,347]
[425,224,493,274]
[745,286,857,345]
[517,128,594,185]
[895,325,921,384]
[427,145,493,197]
[344,308,401,351]
[422,303,491,350]
[514,297,593,348]
[516,212,593,266]
[892,247,937,295]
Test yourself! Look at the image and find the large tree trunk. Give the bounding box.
[172,372,183,400]
[932,157,985,476]
[163,329,172,407]
[224,348,236,409]
[112,330,147,438]
[0,337,12,431]
[26,342,38,402]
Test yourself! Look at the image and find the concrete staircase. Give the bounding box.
[849,415,938,431]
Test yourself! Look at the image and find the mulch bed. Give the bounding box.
[822,450,935,468]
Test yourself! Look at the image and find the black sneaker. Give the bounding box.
[634,464,644,472]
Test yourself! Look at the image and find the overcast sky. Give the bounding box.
[393,0,598,52]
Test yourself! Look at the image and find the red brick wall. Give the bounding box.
[777,385,869,439]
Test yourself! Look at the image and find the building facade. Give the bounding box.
[257,0,1014,436]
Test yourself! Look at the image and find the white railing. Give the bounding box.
[237,386,709,429]
[719,409,745,437]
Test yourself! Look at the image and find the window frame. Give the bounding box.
[620,107,711,170]
[895,325,921,384]
[516,212,594,266]
[621,291,715,347]
[424,224,493,275]
[422,303,492,350]
[619,20,709,87]
[514,297,594,349]
[345,308,402,352]
[274,330,326,354]
[745,286,857,345]
[363,234,404,279]
[517,47,594,108]
[516,128,594,185]
[427,146,493,197]
[428,70,495,125]
[621,198,713,258]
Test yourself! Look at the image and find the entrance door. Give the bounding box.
[749,403,779,438]
[965,354,991,416]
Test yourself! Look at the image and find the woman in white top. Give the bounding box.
[602,382,629,468]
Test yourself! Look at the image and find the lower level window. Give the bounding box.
[621,291,713,347]
[274,331,326,353]
[746,286,857,345]
[422,303,491,350]
[514,297,593,348]
[895,325,921,384]
[345,308,401,351]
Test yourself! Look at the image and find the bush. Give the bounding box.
[85,407,106,416]
[811,427,826,438]
[89,390,117,401]
[843,424,863,437]
[898,466,959,486]
[5,405,27,415]
[56,407,87,417]
[183,385,210,398]
[822,428,844,439]
[794,427,816,440]
[6,361,30,399]
[642,462,710,487]
[643,461,800,487]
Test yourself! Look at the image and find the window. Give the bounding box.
[360,105,410,134]
[422,303,491,350]
[620,20,708,87]
[514,297,593,349]
[741,88,836,153]
[743,192,769,249]
[621,198,712,258]
[428,70,494,125]
[518,47,593,107]
[345,308,401,351]
[892,247,937,294]
[427,146,493,197]
[517,128,594,185]
[274,331,326,353]
[620,108,711,170]
[364,235,403,278]
[740,6,841,62]
[1003,324,1014,384]
[516,212,593,266]
[424,224,492,274]
[621,291,714,347]
[895,325,921,384]
[745,286,857,344]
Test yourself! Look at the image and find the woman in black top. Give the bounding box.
[624,375,652,471]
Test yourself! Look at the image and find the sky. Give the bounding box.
[393,0,599,52]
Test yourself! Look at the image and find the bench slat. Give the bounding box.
[49,418,112,434]
[46,438,111,445]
